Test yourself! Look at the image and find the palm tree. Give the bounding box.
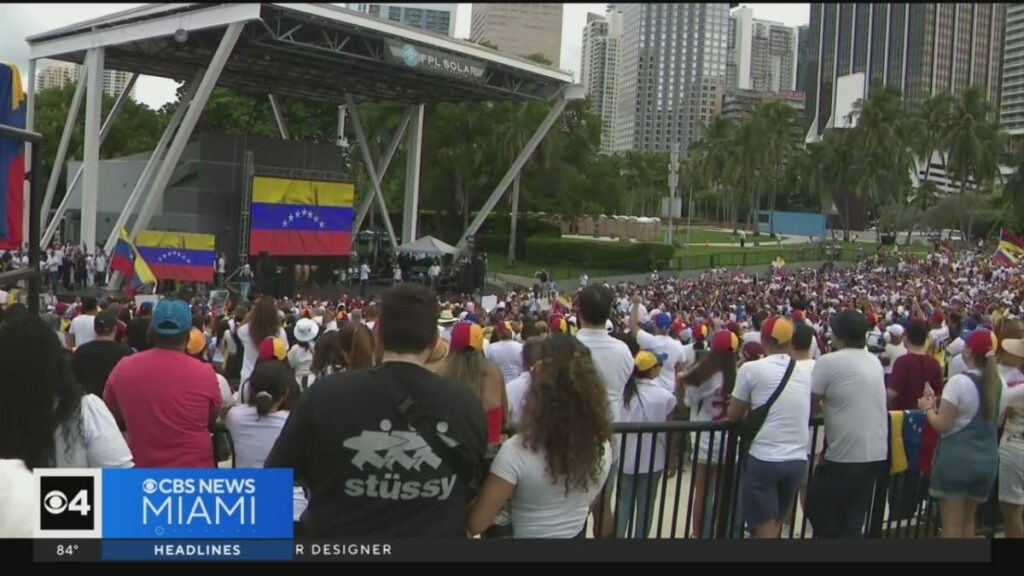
[756,101,801,236]
[944,86,1003,239]
[808,129,857,240]
[729,116,767,234]
[1003,144,1024,229]
[912,92,953,191]
[693,116,735,229]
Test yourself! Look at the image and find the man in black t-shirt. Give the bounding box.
[72,308,132,397]
[127,301,153,352]
[266,284,487,538]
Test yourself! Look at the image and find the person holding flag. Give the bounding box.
[109,229,157,292]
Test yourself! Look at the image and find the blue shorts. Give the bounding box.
[740,456,805,528]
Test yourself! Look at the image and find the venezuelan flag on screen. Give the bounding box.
[111,229,157,287]
[0,62,26,250]
[249,176,354,256]
[136,231,216,282]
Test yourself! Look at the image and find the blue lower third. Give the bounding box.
[103,540,293,561]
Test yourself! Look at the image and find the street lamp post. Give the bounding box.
[668,144,679,247]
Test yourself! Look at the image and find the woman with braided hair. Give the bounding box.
[468,333,612,538]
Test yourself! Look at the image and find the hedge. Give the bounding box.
[523,238,674,271]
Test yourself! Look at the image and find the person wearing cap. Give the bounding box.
[727,315,812,539]
[267,284,486,538]
[995,321,1024,538]
[630,294,691,394]
[288,318,319,387]
[238,297,289,390]
[67,296,99,349]
[879,324,908,380]
[806,308,888,538]
[926,309,950,371]
[71,308,132,398]
[485,320,524,385]
[616,349,677,538]
[186,323,236,422]
[103,299,222,468]
[442,321,507,450]
[918,330,1006,538]
[574,284,633,538]
[679,329,739,537]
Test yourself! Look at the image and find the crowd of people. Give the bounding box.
[1,243,1023,540]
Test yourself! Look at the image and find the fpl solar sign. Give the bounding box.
[386,40,487,83]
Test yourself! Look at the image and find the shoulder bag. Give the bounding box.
[738,357,796,456]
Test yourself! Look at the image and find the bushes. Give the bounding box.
[523,238,674,271]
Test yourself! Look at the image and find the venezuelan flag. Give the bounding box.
[0,62,26,250]
[136,231,216,282]
[111,228,157,287]
[996,228,1024,265]
[249,176,354,256]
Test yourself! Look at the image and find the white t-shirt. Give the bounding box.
[238,324,289,388]
[429,265,441,279]
[620,379,678,473]
[741,331,761,345]
[683,372,728,463]
[69,313,97,347]
[0,459,34,537]
[636,329,688,394]
[732,354,812,462]
[575,328,633,423]
[360,264,370,281]
[506,372,530,425]
[942,370,1008,437]
[225,405,291,468]
[948,352,968,378]
[490,435,612,538]
[288,344,315,379]
[217,257,226,274]
[54,394,134,468]
[882,343,907,375]
[96,254,107,272]
[810,348,888,463]
[485,340,523,384]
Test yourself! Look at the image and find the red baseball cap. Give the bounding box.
[761,315,794,345]
[966,330,998,359]
[710,330,739,353]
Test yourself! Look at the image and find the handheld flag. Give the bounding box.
[112,229,157,287]
[249,176,354,256]
[136,231,216,282]
[0,62,26,250]
[994,228,1024,267]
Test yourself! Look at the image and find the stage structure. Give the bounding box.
[23,3,578,289]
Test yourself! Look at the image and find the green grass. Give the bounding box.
[659,228,787,246]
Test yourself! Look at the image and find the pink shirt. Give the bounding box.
[104,349,222,468]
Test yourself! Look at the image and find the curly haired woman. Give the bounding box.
[468,333,612,538]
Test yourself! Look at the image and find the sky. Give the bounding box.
[1,3,810,110]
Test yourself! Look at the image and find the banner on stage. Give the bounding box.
[136,231,216,282]
[249,176,354,257]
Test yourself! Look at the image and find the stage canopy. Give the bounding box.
[397,235,458,256]
[23,3,581,289]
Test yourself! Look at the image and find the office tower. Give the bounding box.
[581,11,622,154]
[727,6,798,93]
[796,24,811,96]
[470,4,563,67]
[612,3,730,154]
[347,3,457,37]
[1001,4,1024,145]
[805,3,1005,140]
[35,61,135,98]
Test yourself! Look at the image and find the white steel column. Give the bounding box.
[22,59,36,250]
[345,92,399,252]
[44,72,141,249]
[130,22,243,239]
[268,94,290,139]
[81,47,105,251]
[402,103,424,245]
[350,110,410,243]
[99,69,203,257]
[337,105,348,147]
[39,64,88,232]
[455,86,583,254]
[883,4,891,83]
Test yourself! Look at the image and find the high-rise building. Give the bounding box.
[805,4,1006,141]
[347,3,457,37]
[796,24,811,95]
[35,62,135,98]
[727,7,798,94]
[581,11,622,154]
[1001,4,1024,144]
[612,3,730,154]
[470,4,563,67]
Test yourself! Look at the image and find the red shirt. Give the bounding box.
[104,349,222,468]
[888,352,944,410]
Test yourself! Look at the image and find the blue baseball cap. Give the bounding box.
[152,300,192,336]
[654,313,673,330]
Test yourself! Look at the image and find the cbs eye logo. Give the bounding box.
[40,476,94,531]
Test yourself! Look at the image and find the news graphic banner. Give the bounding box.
[34,468,294,561]
[135,231,216,283]
[249,176,354,257]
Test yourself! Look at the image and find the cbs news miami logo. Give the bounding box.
[34,469,293,539]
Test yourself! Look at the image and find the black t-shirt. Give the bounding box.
[71,339,132,397]
[127,317,151,352]
[266,361,487,538]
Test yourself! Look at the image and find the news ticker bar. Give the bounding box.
[32,539,992,562]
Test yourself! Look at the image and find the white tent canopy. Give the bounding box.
[397,235,459,256]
